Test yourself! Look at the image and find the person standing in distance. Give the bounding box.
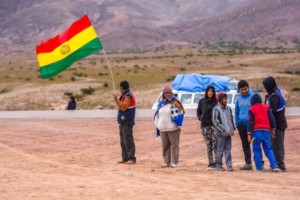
[66,96,76,110]
[114,81,137,164]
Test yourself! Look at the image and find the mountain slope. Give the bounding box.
[175,0,300,47]
[0,0,299,56]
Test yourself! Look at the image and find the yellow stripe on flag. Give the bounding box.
[37,26,98,67]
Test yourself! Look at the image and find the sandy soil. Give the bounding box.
[1,117,300,200]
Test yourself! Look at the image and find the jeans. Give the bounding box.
[216,136,232,168]
[119,124,136,162]
[252,130,278,170]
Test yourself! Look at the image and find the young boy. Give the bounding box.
[235,80,253,170]
[212,92,235,171]
[247,93,279,172]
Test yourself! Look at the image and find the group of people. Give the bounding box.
[197,77,287,172]
[113,77,287,173]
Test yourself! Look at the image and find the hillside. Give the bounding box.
[175,0,300,48]
[2,0,300,56]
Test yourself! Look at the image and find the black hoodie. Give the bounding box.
[197,86,218,127]
[262,77,287,130]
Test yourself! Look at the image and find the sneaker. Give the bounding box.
[170,163,178,168]
[239,164,253,170]
[263,168,273,172]
[217,167,225,171]
[227,166,234,171]
[117,160,127,164]
[125,160,136,164]
[161,163,169,168]
[279,167,286,172]
[207,163,217,170]
[272,168,280,172]
[207,166,217,170]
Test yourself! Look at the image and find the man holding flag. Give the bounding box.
[114,81,137,164]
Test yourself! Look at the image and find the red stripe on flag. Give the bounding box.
[36,15,92,54]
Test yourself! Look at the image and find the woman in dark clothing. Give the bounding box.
[197,85,218,170]
[67,96,76,110]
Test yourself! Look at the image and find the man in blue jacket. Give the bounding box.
[235,80,253,170]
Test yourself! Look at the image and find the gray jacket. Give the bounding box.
[212,104,235,137]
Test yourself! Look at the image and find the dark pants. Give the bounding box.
[119,124,136,162]
[271,129,286,170]
[237,124,252,165]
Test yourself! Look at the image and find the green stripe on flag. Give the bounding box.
[40,38,103,79]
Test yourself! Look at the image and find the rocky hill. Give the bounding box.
[1,0,299,57]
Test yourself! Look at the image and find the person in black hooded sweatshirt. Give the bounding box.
[262,76,287,171]
[197,85,218,170]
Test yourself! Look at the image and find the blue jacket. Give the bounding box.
[235,89,253,126]
[67,100,76,110]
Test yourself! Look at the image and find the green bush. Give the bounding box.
[283,70,293,74]
[0,88,9,94]
[74,94,84,101]
[64,92,73,97]
[81,87,95,95]
[292,87,300,92]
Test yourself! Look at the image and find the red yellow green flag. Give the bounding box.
[36,15,103,79]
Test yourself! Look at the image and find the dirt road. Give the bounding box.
[1,118,299,200]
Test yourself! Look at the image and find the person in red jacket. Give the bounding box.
[247,93,279,172]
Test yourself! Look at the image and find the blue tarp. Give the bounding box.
[172,74,231,92]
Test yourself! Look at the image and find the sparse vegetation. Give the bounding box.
[64,92,73,97]
[292,87,300,92]
[0,47,300,110]
[74,94,84,101]
[0,88,9,94]
[80,87,95,95]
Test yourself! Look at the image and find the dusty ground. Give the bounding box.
[0,117,300,200]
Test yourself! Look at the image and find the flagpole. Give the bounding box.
[83,10,116,93]
[102,49,116,93]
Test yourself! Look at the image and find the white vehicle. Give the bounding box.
[151,89,238,112]
[152,75,239,115]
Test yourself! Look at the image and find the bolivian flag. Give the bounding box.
[36,15,103,79]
